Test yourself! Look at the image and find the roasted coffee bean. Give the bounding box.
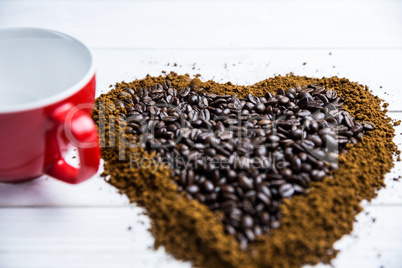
[363,122,375,131]
[257,192,271,206]
[246,94,259,104]
[244,102,255,111]
[322,134,338,149]
[241,215,254,228]
[226,170,237,182]
[167,123,178,132]
[279,96,290,104]
[115,82,374,248]
[255,103,266,113]
[115,100,125,109]
[186,185,199,194]
[307,134,322,147]
[297,109,311,117]
[203,180,214,193]
[356,132,364,140]
[261,212,270,225]
[239,175,254,191]
[351,124,364,134]
[311,169,326,181]
[220,200,237,212]
[257,184,272,198]
[279,168,292,179]
[254,146,268,157]
[119,91,132,100]
[224,118,238,125]
[258,119,271,126]
[198,97,208,108]
[226,225,237,236]
[162,116,177,122]
[343,114,355,128]
[204,148,216,157]
[279,183,295,198]
[326,90,337,100]
[222,108,231,115]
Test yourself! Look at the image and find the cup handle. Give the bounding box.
[44,103,100,184]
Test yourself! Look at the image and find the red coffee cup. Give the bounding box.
[0,27,100,184]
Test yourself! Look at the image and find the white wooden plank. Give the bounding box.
[0,207,190,268]
[307,205,402,268]
[0,205,401,268]
[0,0,401,49]
[0,157,130,207]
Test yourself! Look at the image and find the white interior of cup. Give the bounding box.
[0,28,94,113]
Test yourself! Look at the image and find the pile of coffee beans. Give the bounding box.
[115,81,374,249]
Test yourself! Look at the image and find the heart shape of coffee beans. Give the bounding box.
[111,80,374,250]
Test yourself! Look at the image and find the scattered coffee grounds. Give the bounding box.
[93,73,398,268]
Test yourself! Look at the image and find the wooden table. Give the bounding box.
[1,1,402,267]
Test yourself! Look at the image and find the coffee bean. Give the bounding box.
[245,94,258,104]
[356,132,364,140]
[244,190,257,200]
[203,180,214,193]
[188,95,198,105]
[258,119,271,126]
[115,100,125,109]
[186,185,199,194]
[198,97,208,108]
[280,168,293,180]
[257,184,272,198]
[363,122,375,131]
[326,90,337,100]
[351,124,363,134]
[226,170,237,182]
[279,96,290,104]
[317,94,329,104]
[343,114,355,128]
[271,221,281,229]
[244,229,255,242]
[279,183,295,198]
[226,225,237,236]
[224,118,238,125]
[255,103,266,113]
[311,169,326,181]
[307,134,322,147]
[204,148,216,157]
[257,192,271,206]
[164,131,175,140]
[241,215,254,228]
[222,108,231,115]
[187,170,195,185]
[162,116,177,122]
[322,134,338,149]
[265,134,278,142]
[254,146,268,157]
[239,175,254,191]
[119,91,132,100]
[220,200,237,213]
[296,109,311,117]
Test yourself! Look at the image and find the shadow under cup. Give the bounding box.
[0,28,99,183]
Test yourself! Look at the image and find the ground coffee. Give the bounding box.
[93,73,398,268]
